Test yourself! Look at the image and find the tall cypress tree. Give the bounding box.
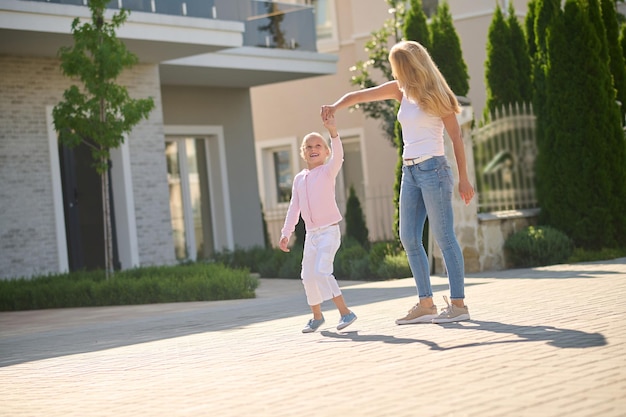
[484,3,532,120]
[484,5,517,118]
[601,0,626,126]
[429,2,469,96]
[508,3,533,104]
[404,0,431,48]
[539,0,626,248]
[345,185,370,248]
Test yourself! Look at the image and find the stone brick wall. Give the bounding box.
[0,56,175,279]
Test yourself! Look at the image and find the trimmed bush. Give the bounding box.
[504,225,574,268]
[0,263,258,311]
[377,253,412,279]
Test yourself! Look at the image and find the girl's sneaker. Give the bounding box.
[432,296,470,323]
[337,311,357,330]
[302,316,325,333]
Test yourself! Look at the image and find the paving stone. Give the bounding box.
[0,258,624,416]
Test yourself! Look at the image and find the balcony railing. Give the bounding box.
[36,0,318,51]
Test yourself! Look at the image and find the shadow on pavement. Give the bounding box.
[320,320,606,350]
[0,282,429,367]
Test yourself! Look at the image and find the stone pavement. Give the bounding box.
[1,258,625,417]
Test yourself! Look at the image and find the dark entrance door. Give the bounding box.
[58,142,105,271]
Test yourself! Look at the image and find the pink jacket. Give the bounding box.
[281,135,343,239]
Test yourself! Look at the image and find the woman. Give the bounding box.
[321,40,474,324]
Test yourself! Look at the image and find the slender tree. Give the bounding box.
[345,185,370,248]
[508,3,533,104]
[404,0,431,49]
[484,5,517,118]
[484,3,532,120]
[538,0,626,248]
[429,1,469,96]
[349,0,405,145]
[53,0,155,277]
[601,0,626,125]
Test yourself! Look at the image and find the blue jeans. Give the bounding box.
[399,155,465,299]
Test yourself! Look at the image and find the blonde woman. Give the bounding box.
[321,40,474,324]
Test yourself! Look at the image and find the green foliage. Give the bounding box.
[294,215,306,250]
[429,2,469,96]
[484,3,532,119]
[0,263,258,311]
[536,0,626,249]
[53,0,154,174]
[621,24,626,59]
[601,0,626,126]
[335,238,371,279]
[404,0,430,48]
[567,246,626,263]
[349,0,405,145]
[344,185,370,248]
[504,226,574,268]
[376,253,413,278]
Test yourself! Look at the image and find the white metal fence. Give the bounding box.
[264,184,396,247]
[473,102,538,213]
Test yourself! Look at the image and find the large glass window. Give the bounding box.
[306,0,332,41]
[166,137,214,261]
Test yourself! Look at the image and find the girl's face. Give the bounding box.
[302,135,330,168]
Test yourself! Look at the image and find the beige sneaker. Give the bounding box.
[395,303,438,324]
[432,296,470,323]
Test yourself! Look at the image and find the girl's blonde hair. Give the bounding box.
[389,40,460,117]
[300,132,330,160]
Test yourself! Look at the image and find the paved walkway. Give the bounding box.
[1,258,625,417]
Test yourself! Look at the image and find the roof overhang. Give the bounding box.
[160,46,338,88]
[0,0,243,62]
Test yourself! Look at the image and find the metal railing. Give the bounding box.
[473,102,538,213]
[36,0,317,51]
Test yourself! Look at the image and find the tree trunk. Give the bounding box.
[101,160,114,279]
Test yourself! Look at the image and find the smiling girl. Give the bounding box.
[279,114,357,333]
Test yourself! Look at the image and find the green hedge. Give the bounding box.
[504,225,574,268]
[0,262,258,311]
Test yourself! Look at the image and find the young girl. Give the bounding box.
[321,40,474,324]
[279,114,357,333]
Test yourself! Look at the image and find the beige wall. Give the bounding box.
[161,85,265,250]
[252,0,530,249]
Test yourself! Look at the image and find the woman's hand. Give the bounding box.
[320,104,336,121]
[458,178,475,206]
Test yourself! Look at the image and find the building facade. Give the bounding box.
[0,0,336,279]
[252,0,531,271]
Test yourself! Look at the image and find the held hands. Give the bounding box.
[279,235,290,253]
[459,178,475,206]
[320,104,336,121]
[321,106,338,137]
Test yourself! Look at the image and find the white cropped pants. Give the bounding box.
[301,224,342,306]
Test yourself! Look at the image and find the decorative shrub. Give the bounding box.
[377,253,412,279]
[504,225,574,268]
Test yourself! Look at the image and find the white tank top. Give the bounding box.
[397,96,445,159]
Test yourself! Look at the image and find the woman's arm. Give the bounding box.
[442,113,474,206]
[321,80,402,119]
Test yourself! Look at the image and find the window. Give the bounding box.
[165,126,234,260]
[257,142,298,207]
[300,0,337,51]
[166,138,215,261]
[306,0,332,41]
[272,148,293,203]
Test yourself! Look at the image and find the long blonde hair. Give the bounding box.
[389,40,460,117]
